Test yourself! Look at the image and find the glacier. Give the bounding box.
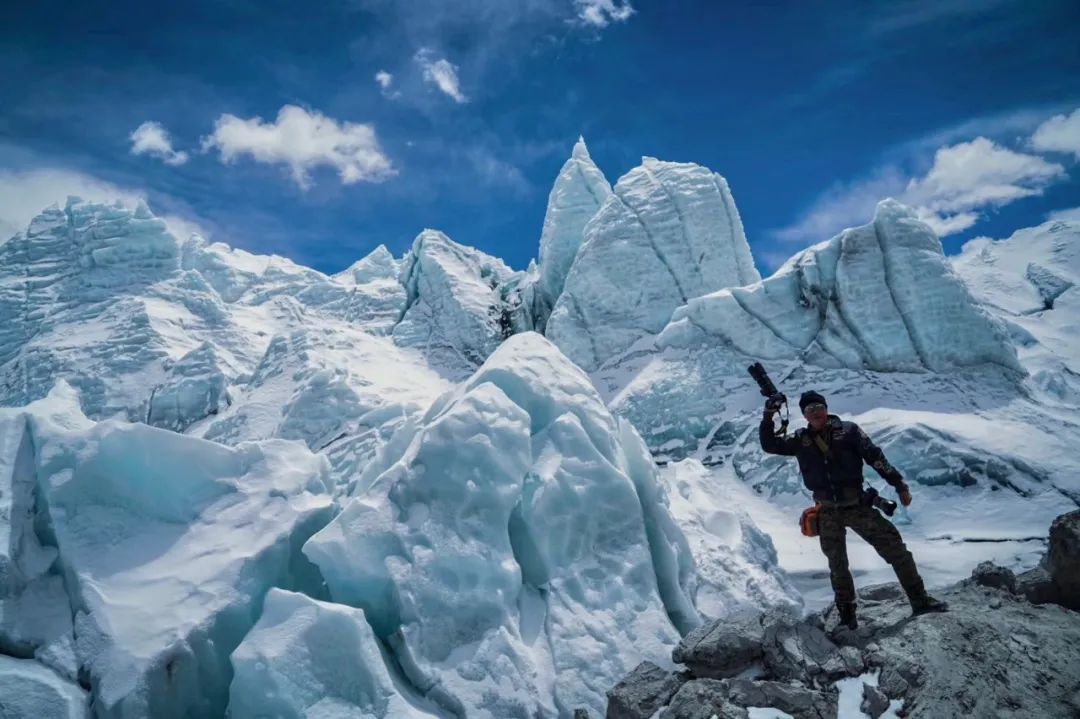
[0,135,1078,717]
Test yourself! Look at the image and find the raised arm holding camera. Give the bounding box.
[749,363,948,630]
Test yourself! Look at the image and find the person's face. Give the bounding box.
[803,402,828,430]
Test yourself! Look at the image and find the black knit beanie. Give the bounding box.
[799,390,827,411]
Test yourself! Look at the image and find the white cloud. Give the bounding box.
[772,167,908,243]
[901,137,1064,230]
[130,121,189,166]
[1030,107,1080,159]
[1047,206,1080,223]
[414,49,467,103]
[0,167,207,242]
[575,0,634,27]
[201,104,395,189]
[775,136,1066,244]
[375,70,393,89]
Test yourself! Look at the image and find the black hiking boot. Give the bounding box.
[911,595,949,616]
[837,603,858,630]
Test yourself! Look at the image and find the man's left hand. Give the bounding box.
[898,485,912,507]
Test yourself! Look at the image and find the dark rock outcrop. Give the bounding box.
[1048,510,1080,609]
[608,511,1080,719]
[605,661,688,719]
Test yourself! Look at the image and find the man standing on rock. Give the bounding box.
[760,390,948,629]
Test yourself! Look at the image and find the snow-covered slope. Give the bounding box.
[952,218,1080,404]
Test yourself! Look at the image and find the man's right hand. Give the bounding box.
[764,393,786,413]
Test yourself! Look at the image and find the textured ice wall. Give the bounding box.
[0,411,77,678]
[548,157,761,371]
[0,655,89,718]
[28,383,335,719]
[304,333,699,718]
[229,589,437,718]
[531,137,612,332]
[333,244,408,333]
[394,229,515,378]
[661,200,1020,373]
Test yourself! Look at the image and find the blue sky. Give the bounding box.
[2,0,1079,274]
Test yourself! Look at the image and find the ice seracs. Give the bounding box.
[229,589,437,718]
[393,229,515,378]
[530,137,612,332]
[30,382,335,718]
[304,333,700,718]
[952,218,1080,403]
[547,157,761,371]
[661,199,1020,373]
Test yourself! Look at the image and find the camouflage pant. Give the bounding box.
[818,502,926,606]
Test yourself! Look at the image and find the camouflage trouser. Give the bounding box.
[818,502,927,607]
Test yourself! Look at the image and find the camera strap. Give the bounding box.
[811,432,831,462]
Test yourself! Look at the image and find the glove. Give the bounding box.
[897,482,912,507]
[764,393,786,413]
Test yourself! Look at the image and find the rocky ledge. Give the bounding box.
[603,510,1080,719]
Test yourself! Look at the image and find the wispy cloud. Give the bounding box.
[1031,108,1080,159]
[201,104,395,189]
[902,137,1064,235]
[774,108,1076,244]
[130,121,189,166]
[574,0,634,28]
[0,166,207,241]
[1047,206,1080,223]
[414,49,467,103]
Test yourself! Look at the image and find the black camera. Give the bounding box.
[748,362,785,409]
[861,486,897,517]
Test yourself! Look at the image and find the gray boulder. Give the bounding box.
[724,678,837,719]
[1014,566,1059,605]
[857,582,906,602]
[860,684,890,719]
[606,662,687,719]
[672,612,765,679]
[659,680,748,719]
[1048,509,1080,609]
[761,618,852,686]
[969,561,1017,593]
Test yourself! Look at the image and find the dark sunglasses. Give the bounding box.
[803,403,827,413]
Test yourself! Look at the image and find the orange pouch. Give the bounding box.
[800,504,821,538]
